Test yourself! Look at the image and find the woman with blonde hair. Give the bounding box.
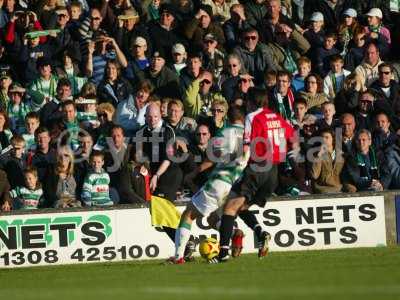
[42,145,80,208]
[334,73,364,116]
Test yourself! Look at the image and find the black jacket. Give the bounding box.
[97,77,133,107]
[119,162,147,204]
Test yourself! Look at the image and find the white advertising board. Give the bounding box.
[0,196,386,268]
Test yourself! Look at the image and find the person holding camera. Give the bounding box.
[183,70,225,120]
[85,31,127,85]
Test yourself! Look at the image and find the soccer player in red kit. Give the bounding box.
[213,88,295,263]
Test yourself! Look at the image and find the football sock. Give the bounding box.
[214,220,237,234]
[174,221,192,259]
[239,210,263,240]
[219,214,235,257]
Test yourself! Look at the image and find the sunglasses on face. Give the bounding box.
[97,113,107,118]
[201,79,212,85]
[240,78,250,83]
[244,36,257,41]
[211,108,224,113]
[229,64,237,67]
[379,71,391,75]
[58,14,67,18]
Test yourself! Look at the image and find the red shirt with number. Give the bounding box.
[244,107,294,165]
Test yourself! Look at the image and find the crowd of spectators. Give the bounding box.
[1,0,400,211]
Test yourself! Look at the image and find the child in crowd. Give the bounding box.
[264,70,277,89]
[344,26,367,71]
[22,112,40,152]
[365,8,391,45]
[323,55,351,101]
[316,102,340,131]
[7,83,32,134]
[81,151,113,207]
[0,70,12,110]
[171,43,187,75]
[292,57,311,92]
[293,99,308,130]
[304,12,326,50]
[10,167,43,209]
[315,33,340,77]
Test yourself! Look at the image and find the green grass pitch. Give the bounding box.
[1,247,399,300]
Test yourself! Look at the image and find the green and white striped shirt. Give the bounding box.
[22,133,36,151]
[82,170,113,206]
[7,103,32,134]
[28,75,58,109]
[10,186,43,209]
[205,124,248,189]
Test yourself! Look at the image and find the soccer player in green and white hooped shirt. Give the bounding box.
[10,167,43,209]
[171,106,249,263]
[81,151,113,206]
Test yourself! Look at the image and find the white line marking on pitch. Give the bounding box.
[139,285,400,296]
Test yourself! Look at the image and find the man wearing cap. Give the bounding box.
[342,0,391,24]
[303,0,345,33]
[142,50,180,99]
[148,4,182,63]
[202,33,225,79]
[184,4,225,51]
[170,43,187,75]
[0,69,12,110]
[115,8,151,56]
[125,36,150,82]
[7,83,39,134]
